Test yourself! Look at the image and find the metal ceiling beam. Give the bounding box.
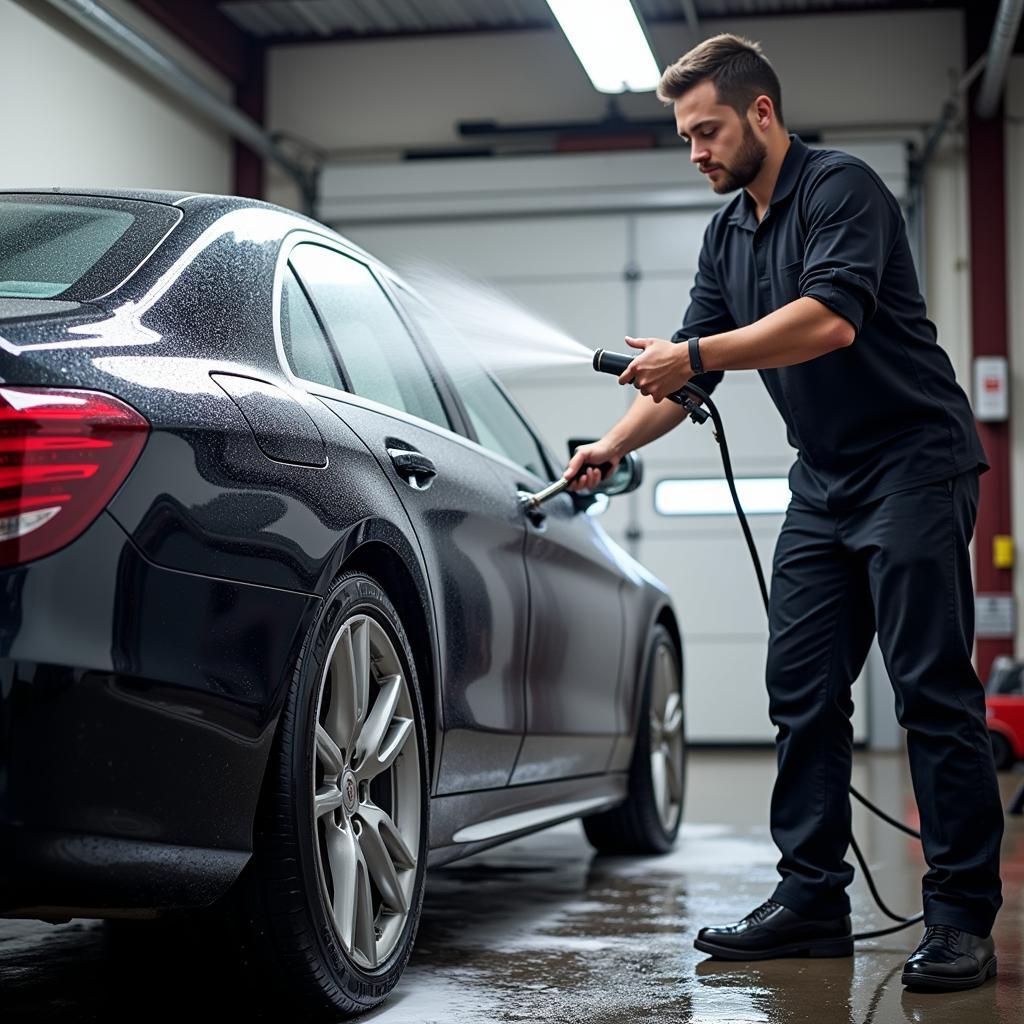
[680,0,700,33]
[291,0,335,37]
[215,1,965,47]
[975,0,1024,118]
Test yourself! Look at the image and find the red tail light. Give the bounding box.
[0,387,149,567]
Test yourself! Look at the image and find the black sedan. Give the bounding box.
[0,189,685,1017]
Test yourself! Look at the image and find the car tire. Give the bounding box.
[990,730,1015,771]
[582,623,685,855]
[236,571,430,1018]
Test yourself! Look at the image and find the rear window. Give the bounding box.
[0,194,181,300]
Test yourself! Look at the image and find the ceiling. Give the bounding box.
[217,0,962,44]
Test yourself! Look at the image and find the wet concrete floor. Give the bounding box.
[1,751,1021,1022]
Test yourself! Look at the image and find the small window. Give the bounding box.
[289,245,449,431]
[397,288,550,479]
[0,195,179,300]
[655,477,791,516]
[280,266,345,390]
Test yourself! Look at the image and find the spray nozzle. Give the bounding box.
[591,348,710,425]
[592,349,632,376]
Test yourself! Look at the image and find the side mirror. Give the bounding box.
[566,438,644,505]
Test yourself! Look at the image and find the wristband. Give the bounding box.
[687,336,704,376]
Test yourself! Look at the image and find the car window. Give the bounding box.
[0,194,180,300]
[396,288,551,480]
[289,245,449,431]
[280,265,346,390]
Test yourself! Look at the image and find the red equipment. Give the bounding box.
[986,696,1024,769]
[984,656,1024,770]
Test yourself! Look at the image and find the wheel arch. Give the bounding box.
[629,600,683,734]
[250,517,441,833]
[341,538,440,789]
[655,603,683,686]
[609,598,685,780]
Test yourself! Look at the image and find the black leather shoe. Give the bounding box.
[901,925,997,991]
[694,899,853,960]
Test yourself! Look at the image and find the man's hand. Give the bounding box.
[617,336,692,402]
[563,438,622,494]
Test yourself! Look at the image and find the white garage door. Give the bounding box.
[322,145,907,743]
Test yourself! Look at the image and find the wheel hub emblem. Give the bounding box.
[342,771,357,812]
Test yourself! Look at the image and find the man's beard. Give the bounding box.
[709,120,767,194]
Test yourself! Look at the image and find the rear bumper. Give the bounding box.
[0,512,319,915]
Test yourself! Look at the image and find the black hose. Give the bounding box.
[679,381,924,940]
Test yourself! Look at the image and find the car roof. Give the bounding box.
[1,186,198,206]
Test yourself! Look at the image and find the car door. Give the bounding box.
[394,286,627,784]
[281,238,530,795]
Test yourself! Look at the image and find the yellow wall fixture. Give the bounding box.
[993,534,1014,569]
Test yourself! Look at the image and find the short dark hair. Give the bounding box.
[657,33,784,125]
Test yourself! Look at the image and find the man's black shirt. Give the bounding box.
[674,134,986,512]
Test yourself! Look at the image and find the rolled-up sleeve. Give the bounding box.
[799,163,898,335]
[670,226,735,394]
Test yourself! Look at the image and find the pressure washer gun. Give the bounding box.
[592,349,711,425]
[522,349,713,512]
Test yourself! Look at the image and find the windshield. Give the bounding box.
[0,194,181,300]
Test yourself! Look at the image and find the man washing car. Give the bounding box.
[565,33,1003,992]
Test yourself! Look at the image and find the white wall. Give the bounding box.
[1007,57,1024,650]
[1,0,232,194]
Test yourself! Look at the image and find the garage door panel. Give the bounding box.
[635,209,716,273]
[349,216,627,279]
[506,378,626,467]
[687,638,869,743]
[342,224,429,269]
[638,530,779,637]
[634,276,695,342]
[684,638,773,741]
[628,387,793,473]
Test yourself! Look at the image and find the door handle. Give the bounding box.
[387,447,437,490]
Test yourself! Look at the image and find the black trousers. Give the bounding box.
[766,471,1004,935]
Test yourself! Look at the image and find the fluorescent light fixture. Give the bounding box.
[655,477,792,516]
[545,0,661,94]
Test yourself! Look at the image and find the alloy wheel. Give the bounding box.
[311,614,422,970]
